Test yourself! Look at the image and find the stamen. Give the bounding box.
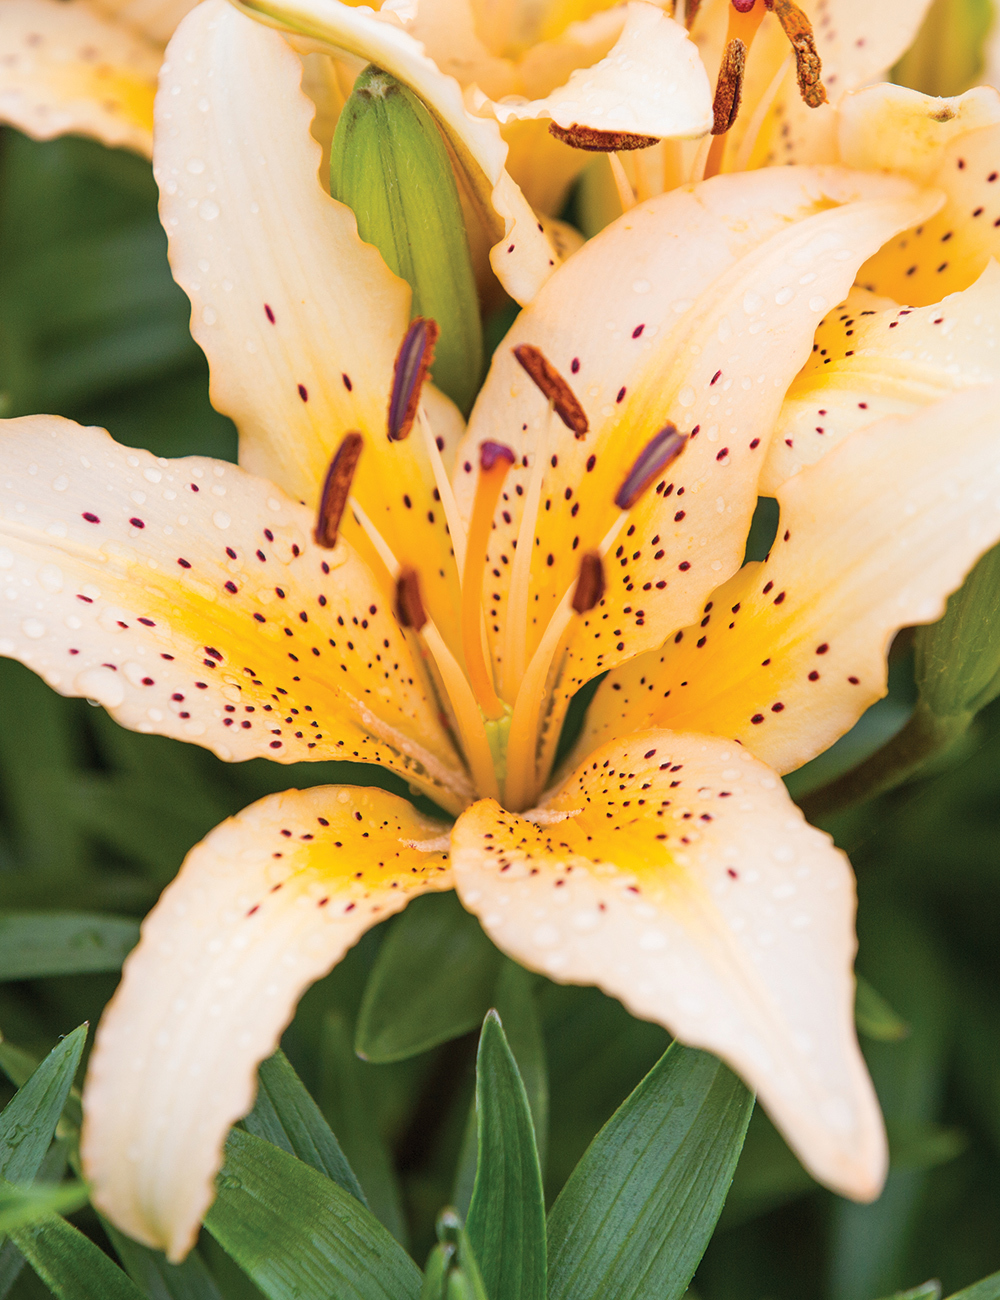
[394,567,500,800]
[609,152,638,213]
[388,317,439,441]
[314,431,363,548]
[572,552,605,614]
[416,405,467,573]
[396,568,427,631]
[771,0,827,108]
[704,0,767,178]
[615,424,688,509]
[549,123,660,152]
[461,441,515,720]
[712,39,747,136]
[684,0,702,28]
[513,344,589,439]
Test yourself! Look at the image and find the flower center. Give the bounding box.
[315,330,691,812]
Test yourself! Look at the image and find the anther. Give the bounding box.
[314,431,363,548]
[712,39,747,135]
[615,424,688,510]
[771,0,826,107]
[572,553,605,614]
[396,568,427,632]
[388,317,439,441]
[513,344,589,439]
[549,123,660,152]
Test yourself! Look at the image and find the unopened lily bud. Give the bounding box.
[330,65,483,416]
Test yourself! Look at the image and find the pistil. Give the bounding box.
[461,441,515,721]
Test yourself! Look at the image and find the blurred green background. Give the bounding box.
[0,119,999,1300]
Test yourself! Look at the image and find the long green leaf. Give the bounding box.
[355,893,502,1064]
[243,1049,366,1204]
[0,1025,86,1185]
[546,1042,753,1300]
[105,1223,225,1300]
[466,1012,546,1300]
[0,1182,86,1233]
[948,1273,1000,1300]
[205,1128,422,1300]
[9,1214,144,1300]
[0,913,138,980]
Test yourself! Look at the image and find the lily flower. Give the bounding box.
[4,0,1000,1262]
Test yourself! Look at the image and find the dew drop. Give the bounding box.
[199,199,220,221]
[75,666,125,708]
[21,618,45,639]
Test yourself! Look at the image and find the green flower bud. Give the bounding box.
[330,66,484,415]
[893,0,994,98]
[914,540,1000,720]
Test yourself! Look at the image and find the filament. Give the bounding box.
[461,443,515,720]
[416,404,468,574]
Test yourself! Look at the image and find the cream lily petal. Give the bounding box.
[455,166,936,716]
[486,3,713,143]
[451,730,885,1201]
[841,84,1000,306]
[229,0,563,304]
[82,784,452,1260]
[579,385,1000,777]
[90,0,198,45]
[761,261,1000,493]
[0,416,470,812]
[156,0,465,654]
[0,0,159,154]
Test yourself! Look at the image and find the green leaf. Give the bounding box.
[546,1042,753,1300]
[355,893,502,1064]
[0,913,139,980]
[466,1011,545,1300]
[9,1213,145,1300]
[242,1049,366,1205]
[421,1210,490,1300]
[0,1025,86,1186]
[947,1271,1000,1299]
[205,1128,422,1300]
[104,1224,226,1300]
[0,1183,87,1234]
[493,962,548,1170]
[877,1285,943,1300]
[856,977,911,1043]
[329,66,483,414]
[320,1012,407,1244]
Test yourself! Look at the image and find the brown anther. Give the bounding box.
[572,553,605,614]
[549,123,660,152]
[388,317,439,441]
[685,0,703,28]
[314,432,363,548]
[513,343,589,438]
[712,38,747,135]
[615,424,688,509]
[395,568,427,632]
[772,0,826,108]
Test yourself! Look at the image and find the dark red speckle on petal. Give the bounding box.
[129,518,145,528]
[265,304,275,323]
[82,513,100,524]
[298,384,308,402]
